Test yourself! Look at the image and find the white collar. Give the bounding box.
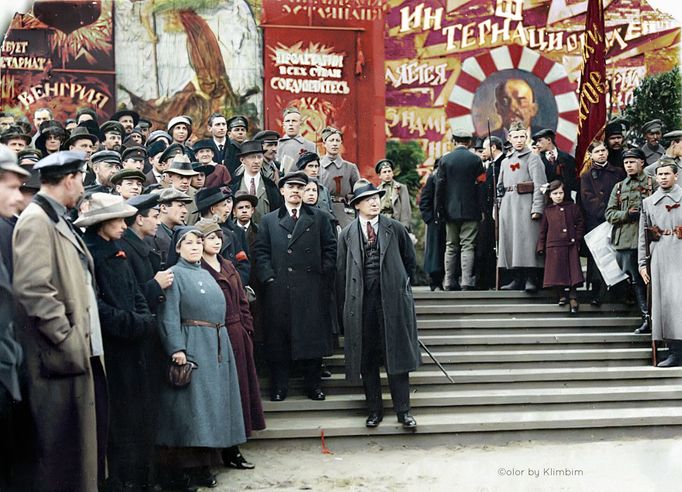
[359,215,379,235]
[285,204,301,216]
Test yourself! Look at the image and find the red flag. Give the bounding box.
[576,0,608,174]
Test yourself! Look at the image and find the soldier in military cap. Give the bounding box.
[254,129,281,182]
[605,147,654,333]
[222,115,249,176]
[254,171,336,402]
[100,120,125,152]
[145,188,192,269]
[111,169,146,199]
[17,148,42,167]
[276,107,316,174]
[605,118,628,169]
[644,130,682,177]
[376,159,412,231]
[319,126,360,229]
[87,150,122,193]
[640,119,665,166]
[111,109,140,134]
[532,128,579,194]
[193,138,232,188]
[0,125,31,153]
[121,146,147,171]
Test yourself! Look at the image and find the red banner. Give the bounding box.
[576,0,608,172]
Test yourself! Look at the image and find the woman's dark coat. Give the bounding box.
[337,216,421,384]
[254,204,337,361]
[536,201,585,288]
[84,231,157,485]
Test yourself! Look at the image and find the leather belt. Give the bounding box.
[505,186,518,192]
[647,225,682,241]
[182,319,224,362]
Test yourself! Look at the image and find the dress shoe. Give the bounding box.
[634,319,650,334]
[590,297,601,307]
[308,387,326,400]
[569,299,579,315]
[222,447,255,470]
[270,390,287,402]
[558,297,568,306]
[524,277,538,293]
[461,285,475,291]
[429,283,444,291]
[190,467,217,488]
[657,353,681,367]
[365,413,383,428]
[397,412,417,429]
[500,279,524,290]
[446,283,462,291]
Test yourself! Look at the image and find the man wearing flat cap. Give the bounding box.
[337,181,420,429]
[145,188,192,269]
[254,171,337,402]
[13,150,108,491]
[532,128,578,194]
[436,129,484,291]
[605,147,654,334]
[276,107,316,174]
[87,150,122,194]
[644,130,682,178]
[319,126,360,229]
[230,140,282,224]
[254,129,282,182]
[111,169,146,200]
[640,119,666,166]
[605,118,628,169]
[100,121,125,152]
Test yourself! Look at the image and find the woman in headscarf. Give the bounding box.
[156,226,245,490]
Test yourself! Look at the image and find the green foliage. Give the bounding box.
[385,140,425,194]
[622,68,682,145]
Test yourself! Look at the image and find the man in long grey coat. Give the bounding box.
[497,121,547,292]
[638,159,682,367]
[12,151,107,492]
[337,182,421,429]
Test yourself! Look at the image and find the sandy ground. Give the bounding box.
[213,429,682,492]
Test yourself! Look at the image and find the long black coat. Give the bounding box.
[436,146,484,221]
[254,205,337,360]
[121,228,164,312]
[84,232,157,484]
[220,220,251,287]
[541,150,579,194]
[418,169,445,278]
[337,216,421,384]
[580,163,626,231]
[230,173,283,216]
[223,139,242,176]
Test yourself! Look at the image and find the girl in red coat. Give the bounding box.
[537,180,585,313]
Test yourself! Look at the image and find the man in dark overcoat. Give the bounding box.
[12,151,108,492]
[337,182,421,429]
[254,172,337,402]
[435,129,484,290]
[418,160,445,290]
[532,128,579,195]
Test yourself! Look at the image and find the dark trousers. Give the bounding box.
[92,357,109,488]
[268,358,321,394]
[361,280,410,416]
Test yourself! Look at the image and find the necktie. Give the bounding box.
[219,144,224,153]
[291,208,298,221]
[366,221,376,245]
[249,177,256,195]
[547,152,556,163]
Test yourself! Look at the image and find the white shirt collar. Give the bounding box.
[358,215,379,238]
[244,171,261,189]
[285,204,301,217]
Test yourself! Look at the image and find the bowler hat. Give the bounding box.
[278,171,308,188]
[233,189,258,207]
[349,182,385,206]
[195,186,230,212]
[237,140,263,157]
[374,159,395,174]
[74,192,137,228]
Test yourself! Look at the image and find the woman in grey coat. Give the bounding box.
[156,226,245,490]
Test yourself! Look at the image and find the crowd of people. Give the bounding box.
[0,106,421,492]
[0,103,680,491]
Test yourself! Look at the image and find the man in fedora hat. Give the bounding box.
[253,129,281,182]
[13,150,108,491]
[337,181,420,429]
[193,138,232,188]
[319,126,360,229]
[165,154,200,224]
[254,171,336,402]
[99,121,125,153]
[640,119,666,166]
[87,150,123,194]
[111,169,146,200]
[230,140,282,224]
[223,115,249,176]
[145,141,178,188]
[77,193,157,491]
[276,108,316,174]
[65,126,98,158]
[145,188,192,269]
[1,126,31,153]
[111,109,140,135]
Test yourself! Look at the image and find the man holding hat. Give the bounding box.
[605,147,654,333]
[644,130,682,177]
[319,126,360,229]
[121,146,147,172]
[532,128,578,194]
[276,108,316,174]
[111,169,146,199]
[376,159,412,230]
[193,138,232,188]
[111,109,140,135]
[436,129,484,291]
[253,129,282,182]
[231,140,282,224]
[99,120,125,152]
[87,150,122,194]
[254,171,336,402]
[13,150,108,491]
[0,126,31,153]
[337,181,420,429]
[145,188,192,269]
[605,118,628,169]
[640,119,666,166]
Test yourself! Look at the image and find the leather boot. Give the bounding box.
[658,341,682,367]
[524,269,538,294]
[444,248,461,291]
[460,251,475,290]
[501,270,523,290]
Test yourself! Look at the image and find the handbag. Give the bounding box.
[168,360,197,388]
[516,180,534,194]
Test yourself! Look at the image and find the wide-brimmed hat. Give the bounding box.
[74,192,137,228]
[278,171,309,188]
[237,140,263,157]
[0,125,31,145]
[63,126,99,149]
[195,186,230,212]
[349,182,386,206]
[233,190,258,207]
[35,120,68,153]
[191,162,215,176]
[110,169,146,185]
[111,109,140,126]
[165,154,198,176]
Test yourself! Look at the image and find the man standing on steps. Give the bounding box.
[337,182,421,430]
[435,129,484,291]
[638,158,682,367]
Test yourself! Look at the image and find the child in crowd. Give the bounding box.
[536,180,585,313]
